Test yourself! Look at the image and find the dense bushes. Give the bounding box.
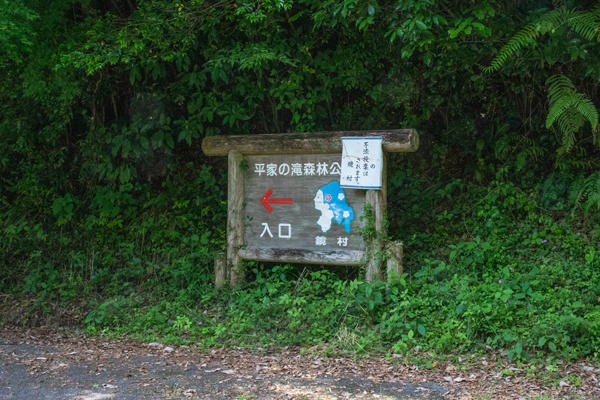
[77,177,600,359]
[1,0,600,359]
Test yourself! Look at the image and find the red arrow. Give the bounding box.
[260,188,293,213]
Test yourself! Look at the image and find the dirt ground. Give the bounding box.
[0,327,598,400]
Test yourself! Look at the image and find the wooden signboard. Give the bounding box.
[242,154,366,265]
[202,129,419,287]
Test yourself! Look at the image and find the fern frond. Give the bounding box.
[556,125,576,155]
[583,172,600,213]
[484,7,568,72]
[484,4,600,72]
[546,93,578,128]
[546,74,576,103]
[576,159,596,169]
[567,11,599,41]
[575,97,599,129]
[565,169,600,214]
[484,25,540,72]
[558,108,585,141]
[545,74,599,149]
[528,145,545,160]
[571,145,588,159]
[552,95,597,135]
[537,6,572,31]
[568,174,586,208]
[559,155,593,171]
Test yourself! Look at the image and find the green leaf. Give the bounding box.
[417,324,426,336]
[515,342,522,355]
[503,332,517,342]
[165,133,175,149]
[288,11,304,22]
[152,130,163,145]
[401,47,414,58]
[432,15,448,26]
[472,22,486,31]
[140,136,150,150]
[424,52,432,66]
[474,9,485,19]
[119,166,131,183]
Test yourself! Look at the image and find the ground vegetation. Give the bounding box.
[1,0,600,363]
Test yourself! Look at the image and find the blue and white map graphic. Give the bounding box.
[313,181,354,233]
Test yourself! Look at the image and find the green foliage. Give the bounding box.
[485,4,600,73]
[2,0,600,362]
[546,74,599,156]
[484,2,600,163]
[50,176,598,361]
[52,193,77,226]
[569,171,600,213]
[0,0,38,67]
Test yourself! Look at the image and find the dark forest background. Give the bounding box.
[1,0,600,360]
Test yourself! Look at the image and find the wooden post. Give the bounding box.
[365,152,387,282]
[227,150,245,286]
[386,241,403,281]
[365,189,384,282]
[214,251,227,289]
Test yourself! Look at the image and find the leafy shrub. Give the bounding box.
[1,0,600,361]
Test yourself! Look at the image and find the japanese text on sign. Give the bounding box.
[340,137,383,189]
[254,161,341,177]
[244,154,366,256]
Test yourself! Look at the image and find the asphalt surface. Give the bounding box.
[0,337,447,400]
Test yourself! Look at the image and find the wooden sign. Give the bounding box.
[202,129,419,287]
[242,154,366,265]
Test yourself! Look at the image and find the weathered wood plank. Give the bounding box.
[244,154,366,257]
[202,129,418,156]
[227,150,244,286]
[214,251,226,289]
[386,241,403,281]
[365,188,384,282]
[364,151,387,281]
[238,247,365,265]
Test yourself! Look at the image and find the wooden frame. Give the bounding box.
[202,129,418,156]
[202,130,418,287]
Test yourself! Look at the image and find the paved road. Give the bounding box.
[2,327,598,399]
[0,330,447,400]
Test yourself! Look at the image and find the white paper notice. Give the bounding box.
[340,137,383,189]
